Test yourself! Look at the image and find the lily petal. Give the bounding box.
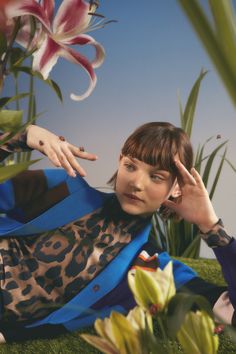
[42,0,54,25]
[5,0,51,32]
[32,35,60,79]
[59,45,97,101]
[53,0,90,36]
[63,34,105,68]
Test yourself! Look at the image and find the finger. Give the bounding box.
[191,167,205,188]
[61,146,87,176]
[46,148,62,167]
[174,160,196,185]
[57,152,78,177]
[69,144,98,161]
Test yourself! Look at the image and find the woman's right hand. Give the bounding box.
[26,125,98,178]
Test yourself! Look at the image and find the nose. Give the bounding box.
[128,170,146,191]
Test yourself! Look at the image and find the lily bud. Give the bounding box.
[177,310,219,354]
[128,261,176,314]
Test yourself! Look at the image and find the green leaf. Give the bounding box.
[209,0,236,77]
[12,67,63,102]
[167,293,213,337]
[209,147,227,200]
[0,31,7,57]
[194,136,215,173]
[177,0,236,106]
[10,47,25,69]
[177,91,184,128]
[202,140,228,188]
[225,157,236,172]
[0,110,44,147]
[0,159,41,183]
[0,110,23,131]
[0,93,30,109]
[181,69,207,137]
[181,234,201,258]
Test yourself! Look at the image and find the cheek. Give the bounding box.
[115,171,124,190]
[149,183,173,201]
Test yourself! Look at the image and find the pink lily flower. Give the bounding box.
[5,0,105,101]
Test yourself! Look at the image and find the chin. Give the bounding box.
[119,203,142,215]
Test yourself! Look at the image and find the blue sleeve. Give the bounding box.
[0,169,68,214]
[158,251,197,289]
[0,179,15,212]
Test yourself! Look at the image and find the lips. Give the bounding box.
[124,193,144,202]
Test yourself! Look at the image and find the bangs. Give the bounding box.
[121,130,179,175]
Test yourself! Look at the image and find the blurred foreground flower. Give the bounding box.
[81,307,153,354]
[128,261,176,315]
[5,0,105,100]
[177,310,219,354]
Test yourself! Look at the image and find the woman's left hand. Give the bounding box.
[162,160,218,232]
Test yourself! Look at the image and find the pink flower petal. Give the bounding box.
[5,0,51,32]
[63,34,105,69]
[59,45,97,101]
[53,0,90,36]
[33,36,60,79]
[42,0,54,25]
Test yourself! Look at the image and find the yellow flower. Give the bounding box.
[177,310,219,354]
[81,307,152,354]
[128,261,176,314]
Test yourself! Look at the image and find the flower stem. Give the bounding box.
[157,316,174,354]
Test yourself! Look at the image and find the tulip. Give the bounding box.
[177,310,219,354]
[81,307,152,354]
[128,261,176,315]
[5,0,105,100]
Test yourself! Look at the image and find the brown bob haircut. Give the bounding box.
[108,121,193,187]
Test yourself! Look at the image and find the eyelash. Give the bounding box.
[151,175,164,182]
[124,163,135,171]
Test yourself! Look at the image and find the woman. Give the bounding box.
[0,122,234,342]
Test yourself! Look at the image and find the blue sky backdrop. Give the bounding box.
[4,0,236,257]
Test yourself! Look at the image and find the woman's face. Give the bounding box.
[115,155,179,217]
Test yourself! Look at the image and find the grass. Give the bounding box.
[0,257,235,353]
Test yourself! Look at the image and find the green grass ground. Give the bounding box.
[0,258,235,354]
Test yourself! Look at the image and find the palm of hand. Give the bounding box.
[163,161,218,232]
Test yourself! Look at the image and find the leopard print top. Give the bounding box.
[0,197,148,324]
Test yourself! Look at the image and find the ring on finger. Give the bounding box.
[59,135,66,142]
[79,146,85,152]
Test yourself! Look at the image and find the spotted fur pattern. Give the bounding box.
[0,199,148,324]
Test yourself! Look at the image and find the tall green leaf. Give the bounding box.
[0,93,29,109]
[0,31,7,57]
[181,69,207,137]
[12,66,63,102]
[202,140,228,188]
[209,147,227,200]
[178,0,236,106]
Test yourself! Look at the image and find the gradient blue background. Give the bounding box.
[4,0,236,257]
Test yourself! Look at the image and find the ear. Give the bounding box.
[170,182,181,198]
[119,154,123,161]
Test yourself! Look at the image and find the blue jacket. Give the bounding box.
[0,169,196,333]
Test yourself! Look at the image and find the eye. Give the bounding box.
[151,174,165,182]
[124,163,135,172]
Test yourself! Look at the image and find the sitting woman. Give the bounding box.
[0,122,234,343]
